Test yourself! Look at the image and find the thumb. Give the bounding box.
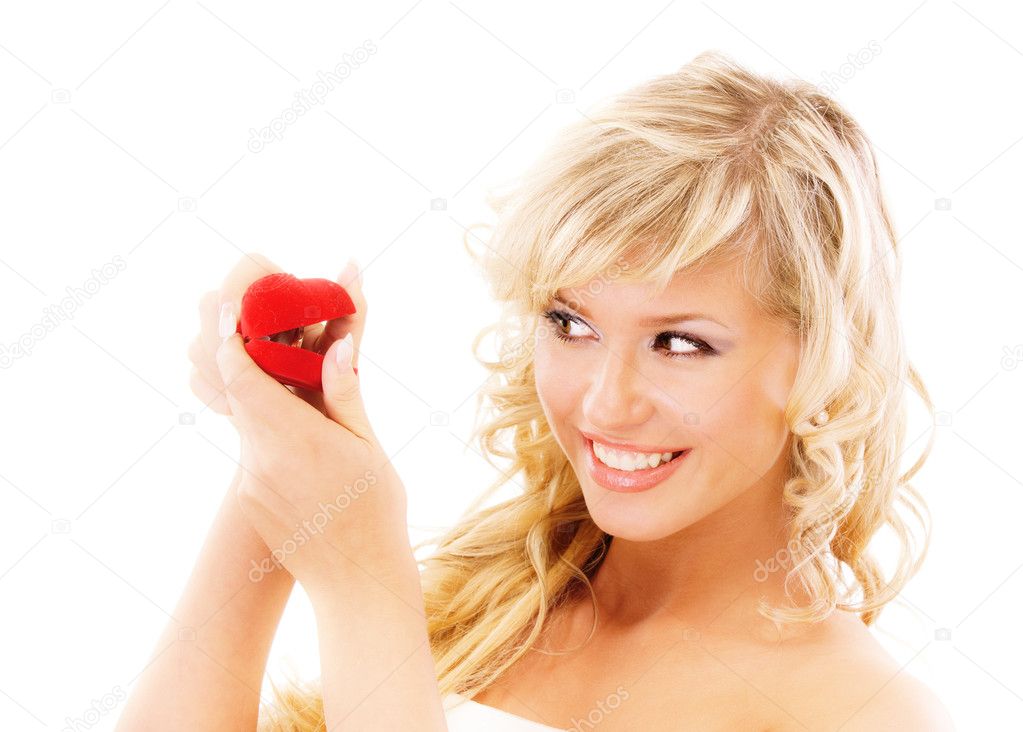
[322,333,374,443]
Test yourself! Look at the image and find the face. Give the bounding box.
[533,255,801,541]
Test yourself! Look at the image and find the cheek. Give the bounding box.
[533,342,582,431]
[693,356,795,476]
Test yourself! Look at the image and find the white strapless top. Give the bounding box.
[442,693,566,731]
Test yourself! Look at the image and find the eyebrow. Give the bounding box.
[552,296,729,329]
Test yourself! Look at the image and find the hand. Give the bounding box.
[213,260,410,600]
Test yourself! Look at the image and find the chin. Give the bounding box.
[579,483,694,542]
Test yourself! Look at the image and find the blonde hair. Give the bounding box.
[258,50,935,729]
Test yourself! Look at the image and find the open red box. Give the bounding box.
[237,272,358,392]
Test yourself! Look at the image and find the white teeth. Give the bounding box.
[592,441,679,471]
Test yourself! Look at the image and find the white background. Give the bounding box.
[1,1,1020,729]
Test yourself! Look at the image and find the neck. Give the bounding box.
[585,457,822,640]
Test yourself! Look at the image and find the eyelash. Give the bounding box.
[541,308,715,360]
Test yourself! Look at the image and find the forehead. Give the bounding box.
[554,255,755,323]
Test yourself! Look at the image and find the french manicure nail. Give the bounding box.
[339,257,362,288]
[335,332,354,371]
[218,302,235,340]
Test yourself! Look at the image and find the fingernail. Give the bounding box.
[335,332,354,371]
[218,302,235,341]
[339,257,362,288]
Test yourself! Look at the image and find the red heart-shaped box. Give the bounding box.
[236,272,358,392]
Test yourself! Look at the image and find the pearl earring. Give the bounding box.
[810,409,830,427]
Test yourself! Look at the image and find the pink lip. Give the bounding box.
[583,437,690,493]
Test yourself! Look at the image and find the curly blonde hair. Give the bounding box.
[258,49,935,730]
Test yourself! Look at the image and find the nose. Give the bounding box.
[580,343,654,430]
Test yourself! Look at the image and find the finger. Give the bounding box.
[221,253,282,308]
[190,353,231,410]
[317,313,361,371]
[189,365,232,415]
[215,330,311,441]
[205,253,284,422]
[218,253,283,343]
[300,321,326,354]
[198,253,281,384]
[189,332,224,386]
[187,333,207,368]
[321,333,374,443]
[189,327,229,414]
[196,290,228,384]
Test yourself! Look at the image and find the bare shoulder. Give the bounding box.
[763,615,955,731]
[826,671,956,731]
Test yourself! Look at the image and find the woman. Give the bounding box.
[117,51,953,730]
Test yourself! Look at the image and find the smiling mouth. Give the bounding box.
[582,437,691,493]
[587,438,689,471]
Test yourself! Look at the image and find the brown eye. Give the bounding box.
[542,309,594,340]
[653,331,713,359]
